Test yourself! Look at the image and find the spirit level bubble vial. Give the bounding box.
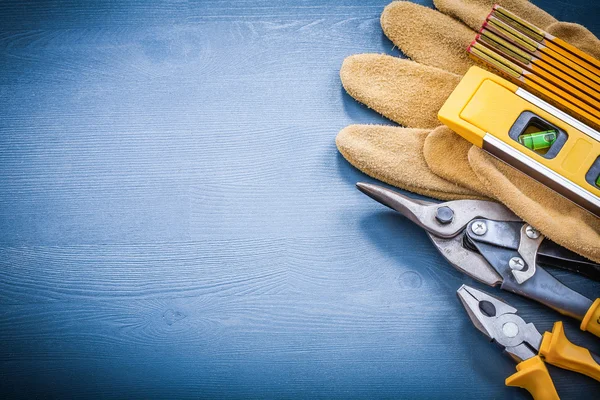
[438,66,600,217]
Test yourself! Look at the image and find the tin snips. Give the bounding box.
[356,182,600,337]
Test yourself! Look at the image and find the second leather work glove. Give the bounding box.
[336,0,600,262]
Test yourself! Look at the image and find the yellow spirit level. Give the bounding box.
[438,66,600,217]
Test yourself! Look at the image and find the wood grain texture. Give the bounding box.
[0,0,599,398]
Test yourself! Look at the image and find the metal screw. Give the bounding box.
[435,206,454,225]
[471,221,487,236]
[525,225,540,239]
[502,322,519,338]
[509,257,525,271]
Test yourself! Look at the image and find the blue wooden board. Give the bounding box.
[1,0,599,398]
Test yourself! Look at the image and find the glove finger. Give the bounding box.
[340,54,460,129]
[433,0,557,32]
[422,125,493,198]
[380,1,475,75]
[468,147,600,263]
[546,22,600,59]
[336,124,485,200]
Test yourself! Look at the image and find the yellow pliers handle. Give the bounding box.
[541,321,600,381]
[506,356,559,400]
[581,298,600,338]
[506,320,600,400]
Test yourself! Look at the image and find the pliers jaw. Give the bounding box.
[457,285,542,363]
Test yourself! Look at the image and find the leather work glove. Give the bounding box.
[336,0,600,262]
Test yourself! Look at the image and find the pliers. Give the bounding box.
[356,182,600,337]
[457,284,600,400]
